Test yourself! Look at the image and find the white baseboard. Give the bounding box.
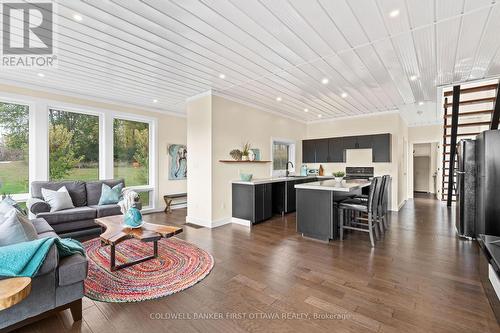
[185,215,212,228]
[398,200,407,210]
[231,217,251,227]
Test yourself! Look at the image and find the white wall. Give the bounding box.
[305,112,408,211]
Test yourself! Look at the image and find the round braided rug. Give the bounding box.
[83,237,214,302]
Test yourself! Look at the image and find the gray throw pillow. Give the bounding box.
[0,210,37,246]
[41,186,75,212]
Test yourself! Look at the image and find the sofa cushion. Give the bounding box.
[27,198,51,215]
[50,219,99,235]
[37,207,97,225]
[86,179,125,206]
[31,218,54,234]
[98,183,124,205]
[0,210,38,246]
[90,204,122,218]
[58,254,88,286]
[31,181,87,207]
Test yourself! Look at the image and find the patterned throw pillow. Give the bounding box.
[98,183,124,205]
[41,186,75,212]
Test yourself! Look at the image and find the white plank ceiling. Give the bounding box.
[1,0,500,125]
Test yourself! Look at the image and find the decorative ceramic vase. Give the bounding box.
[334,177,344,183]
[124,207,143,228]
[248,150,256,161]
[242,155,249,161]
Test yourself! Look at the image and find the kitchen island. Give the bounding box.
[231,176,334,224]
[295,179,371,241]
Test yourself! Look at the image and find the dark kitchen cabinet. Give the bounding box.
[372,134,391,162]
[342,136,356,150]
[302,140,316,163]
[315,139,329,162]
[232,183,272,224]
[356,135,372,149]
[272,182,286,214]
[286,180,297,213]
[255,183,273,223]
[328,137,344,162]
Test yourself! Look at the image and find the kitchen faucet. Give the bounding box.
[286,161,294,177]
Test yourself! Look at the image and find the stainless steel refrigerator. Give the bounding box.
[476,130,500,237]
[455,139,476,238]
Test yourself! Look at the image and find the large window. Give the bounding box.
[272,139,295,176]
[113,118,150,207]
[0,101,29,195]
[49,109,99,181]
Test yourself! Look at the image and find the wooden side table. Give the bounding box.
[0,277,32,310]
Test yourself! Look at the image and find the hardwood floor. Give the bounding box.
[16,197,500,333]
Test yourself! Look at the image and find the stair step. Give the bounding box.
[444,121,491,128]
[444,97,496,107]
[444,109,494,118]
[443,84,498,97]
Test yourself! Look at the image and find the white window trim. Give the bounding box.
[270,137,296,177]
[0,92,158,211]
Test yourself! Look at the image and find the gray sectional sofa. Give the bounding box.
[0,218,87,332]
[27,179,126,238]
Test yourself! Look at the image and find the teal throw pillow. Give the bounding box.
[98,183,124,205]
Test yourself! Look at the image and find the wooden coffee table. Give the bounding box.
[0,277,32,310]
[95,215,182,271]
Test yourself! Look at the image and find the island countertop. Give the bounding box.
[294,179,371,192]
[232,175,333,185]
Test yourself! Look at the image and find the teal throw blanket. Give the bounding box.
[0,237,85,278]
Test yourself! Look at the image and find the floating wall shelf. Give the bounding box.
[219,160,271,163]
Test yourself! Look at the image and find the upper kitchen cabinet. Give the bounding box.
[302,140,316,163]
[302,139,328,163]
[372,134,391,162]
[303,133,392,163]
[328,137,343,162]
[315,139,329,162]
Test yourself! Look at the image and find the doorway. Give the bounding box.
[414,156,430,192]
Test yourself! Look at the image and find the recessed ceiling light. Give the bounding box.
[410,75,418,81]
[418,101,424,106]
[317,114,322,118]
[37,73,45,77]
[389,9,400,18]
[153,99,158,103]
[341,92,348,98]
[304,108,309,113]
[276,96,282,102]
[73,14,83,21]
[218,73,226,79]
[321,78,329,85]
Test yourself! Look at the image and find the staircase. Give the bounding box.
[441,81,499,204]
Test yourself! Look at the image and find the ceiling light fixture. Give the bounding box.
[73,14,83,21]
[153,99,158,103]
[418,101,424,106]
[37,73,45,77]
[276,96,282,102]
[218,73,226,79]
[410,75,418,81]
[389,9,400,18]
[341,92,348,98]
[304,108,309,113]
[321,78,329,85]
[317,114,323,118]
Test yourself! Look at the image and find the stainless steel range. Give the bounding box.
[345,167,374,180]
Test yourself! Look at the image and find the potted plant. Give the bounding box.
[241,142,251,161]
[333,171,345,183]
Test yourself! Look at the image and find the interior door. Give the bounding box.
[414,156,430,192]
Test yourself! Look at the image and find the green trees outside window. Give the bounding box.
[113,118,149,187]
[49,109,100,181]
[0,102,29,194]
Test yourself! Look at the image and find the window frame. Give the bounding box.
[47,106,102,182]
[0,96,34,202]
[270,137,296,177]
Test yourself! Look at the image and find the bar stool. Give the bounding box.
[352,175,389,233]
[338,177,382,247]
